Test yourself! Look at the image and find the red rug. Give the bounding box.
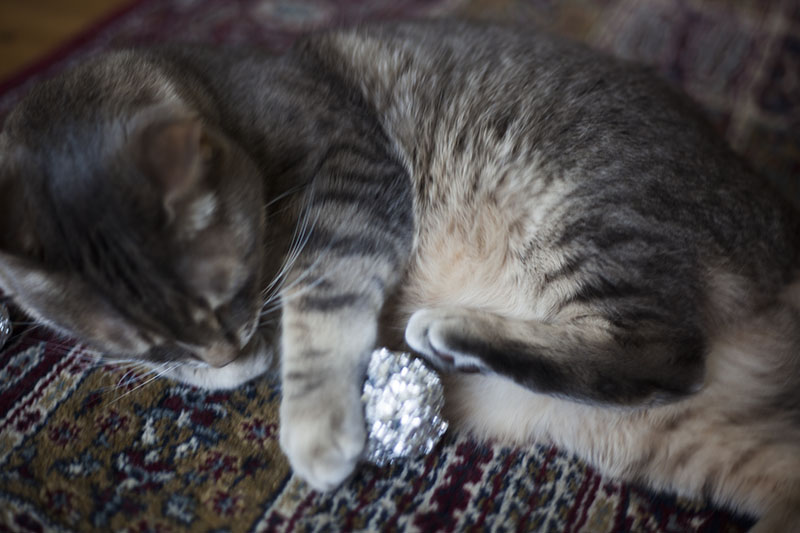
[2,0,797,531]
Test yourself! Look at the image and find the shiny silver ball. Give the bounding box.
[362,348,448,466]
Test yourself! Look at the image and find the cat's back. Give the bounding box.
[304,22,800,303]
[305,21,716,178]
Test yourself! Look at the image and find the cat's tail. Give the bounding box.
[407,298,800,530]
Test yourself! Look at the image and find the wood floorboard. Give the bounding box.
[0,0,130,80]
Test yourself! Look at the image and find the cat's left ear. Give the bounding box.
[0,249,151,354]
[0,142,39,258]
[131,107,217,219]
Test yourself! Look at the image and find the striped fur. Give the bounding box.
[0,21,798,529]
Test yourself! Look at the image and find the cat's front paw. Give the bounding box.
[405,308,491,374]
[279,390,366,491]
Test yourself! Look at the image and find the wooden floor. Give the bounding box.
[0,0,131,80]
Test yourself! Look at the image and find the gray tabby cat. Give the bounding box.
[0,21,798,530]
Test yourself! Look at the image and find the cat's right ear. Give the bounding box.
[0,145,39,259]
[130,105,214,220]
[0,145,47,307]
[0,246,150,354]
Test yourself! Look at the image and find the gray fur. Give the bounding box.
[0,21,798,527]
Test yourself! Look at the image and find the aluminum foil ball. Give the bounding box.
[362,348,449,466]
[0,303,11,350]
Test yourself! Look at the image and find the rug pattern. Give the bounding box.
[0,330,752,532]
[1,0,797,531]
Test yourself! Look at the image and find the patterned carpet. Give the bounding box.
[1,0,798,531]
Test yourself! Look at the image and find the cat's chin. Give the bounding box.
[163,336,275,390]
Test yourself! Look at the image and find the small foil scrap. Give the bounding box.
[362,348,448,466]
[0,303,11,350]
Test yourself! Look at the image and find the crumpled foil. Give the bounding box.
[0,302,11,350]
[362,348,448,466]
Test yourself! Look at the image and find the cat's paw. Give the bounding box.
[279,390,366,492]
[405,308,491,374]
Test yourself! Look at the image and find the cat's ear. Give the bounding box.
[0,145,39,259]
[0,150,47,307]
[132,107,215,217]
[0,250,59,312]
[0,249,148,353]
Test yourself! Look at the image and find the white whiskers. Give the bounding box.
[107,361,182,405]
[259,183,322,321]
[4,324,184,401]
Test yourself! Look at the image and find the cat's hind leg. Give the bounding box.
[407,301,800,530]
[405,307,705,406]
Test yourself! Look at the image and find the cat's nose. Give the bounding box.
[201,340,239,367]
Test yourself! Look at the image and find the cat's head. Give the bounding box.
[0,52,266,370]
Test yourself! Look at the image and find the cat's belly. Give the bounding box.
[397,200,566,322]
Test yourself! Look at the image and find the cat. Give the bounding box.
[0,20,798,531]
